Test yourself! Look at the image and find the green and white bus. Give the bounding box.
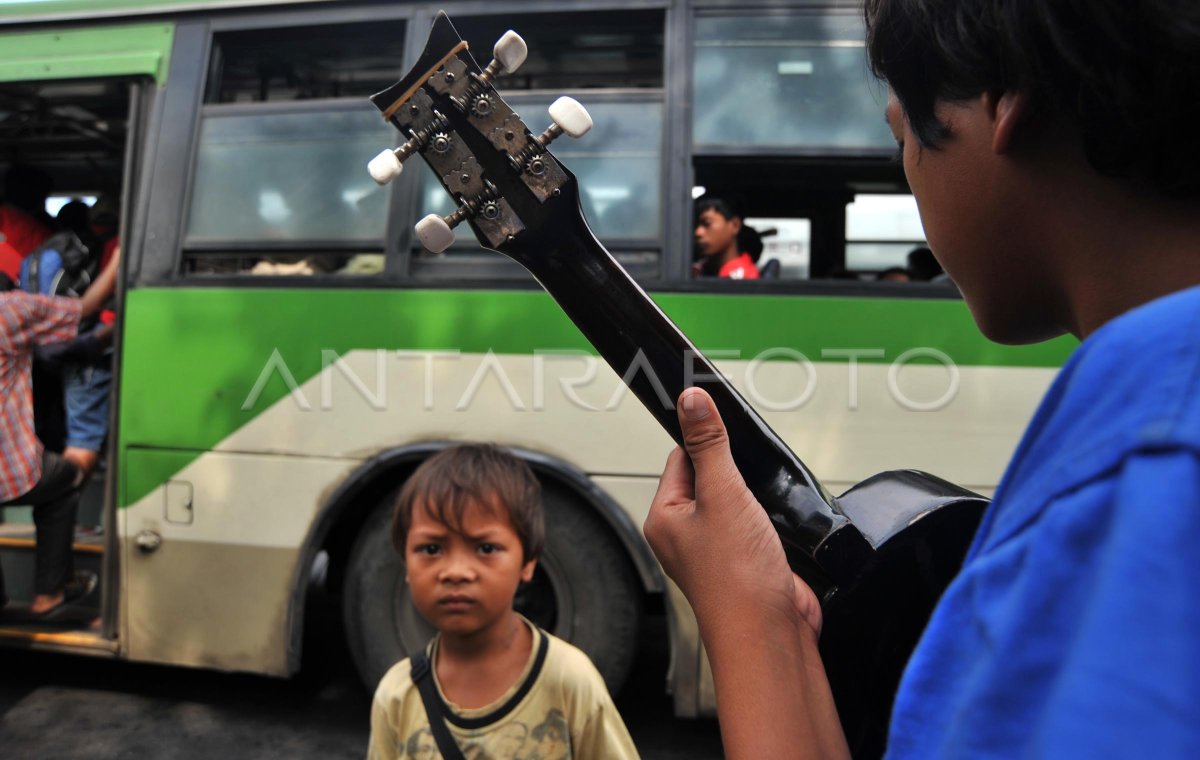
[0,0,1073,716]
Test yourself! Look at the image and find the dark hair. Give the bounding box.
[905,246,942,281]
[392,444,544,562]
[865,0,1200,195]
[694,197,746,275]
[695,197,740,223]
[737,224,763,264]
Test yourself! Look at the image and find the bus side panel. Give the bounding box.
[120,447,358,674]
[117,287,1069,681]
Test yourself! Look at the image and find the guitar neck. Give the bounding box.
[514,203,870,584]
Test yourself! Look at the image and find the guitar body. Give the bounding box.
[823,472,987,759]
[371,14,987,758]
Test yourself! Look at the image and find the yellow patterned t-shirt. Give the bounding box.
[368,621,639,760]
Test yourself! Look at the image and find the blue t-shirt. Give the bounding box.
[886,286,1200,758]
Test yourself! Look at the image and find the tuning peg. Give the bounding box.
[367,149,404,185]
[368,111,452,186]
[530,97,593,152]
[415,214,457,253]
[547,96,593,138]
[506,98,592,177]
[416,181,506,252]
[479,30,528,85]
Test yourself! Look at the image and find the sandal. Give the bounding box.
[36,570,98,619]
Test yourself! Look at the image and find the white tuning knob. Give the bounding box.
[368,149,403,186]
[493,30,528,74]
[415,214,456,253]
[548,97,593,138]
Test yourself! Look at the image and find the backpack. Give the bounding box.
[19,231,95,297]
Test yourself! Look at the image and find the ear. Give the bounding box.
[986,90,1030,154]
[520,558,537,583]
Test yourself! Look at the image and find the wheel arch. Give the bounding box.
[284,442,664,674]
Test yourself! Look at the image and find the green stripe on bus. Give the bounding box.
[0,0,326,23]
[0,23,173,85]
[117,287,1074,506]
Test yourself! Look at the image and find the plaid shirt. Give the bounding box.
[0,292,81,501]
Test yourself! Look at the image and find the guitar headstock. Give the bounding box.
[367,12,594,265]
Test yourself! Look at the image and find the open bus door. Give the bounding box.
[0,23,165,655]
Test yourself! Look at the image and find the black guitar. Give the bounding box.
[368,13,987,759]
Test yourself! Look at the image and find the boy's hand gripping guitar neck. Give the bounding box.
[367,14,987,759]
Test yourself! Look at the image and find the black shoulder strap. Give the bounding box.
[25,251,39,294]
[410,649,467,760]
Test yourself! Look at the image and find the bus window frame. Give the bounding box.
[684,3,943,291]
[136,1,952,301]
[137,18,209,284]
[145,3,423,286]
[160,1,679,289]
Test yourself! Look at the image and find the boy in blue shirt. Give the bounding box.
[644,1,1200,757]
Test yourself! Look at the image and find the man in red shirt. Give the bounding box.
[0,254,117,616]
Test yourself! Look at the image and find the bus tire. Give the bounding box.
[341,480,642,694]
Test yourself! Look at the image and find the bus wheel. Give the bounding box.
[341,481,642,694]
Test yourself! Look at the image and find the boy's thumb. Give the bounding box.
[676,388,736,476]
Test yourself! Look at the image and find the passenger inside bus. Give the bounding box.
[905,246,942,281]
[53,201,118,481]
[691,197,761,280]
[0,253,118,619]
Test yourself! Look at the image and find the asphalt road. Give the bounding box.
[0,611,723,759]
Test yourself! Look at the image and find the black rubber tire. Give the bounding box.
[342,479,642,693]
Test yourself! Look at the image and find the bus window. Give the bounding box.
[690,9,913,285]
[182,21,405,277]
[845,194,928,276]
[444,10,663,92]
[205,21,406,103]
[185,110,393,244]
[693,12,892,151]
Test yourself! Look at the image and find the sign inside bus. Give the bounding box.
[367,13,986,759]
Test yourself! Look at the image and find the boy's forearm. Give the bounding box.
[699,602,850,760]
[94,323,114,347]
[80,252,119,320]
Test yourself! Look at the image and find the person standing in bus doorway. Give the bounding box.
[645,0,1200,758]
[367,444,639,760]
[0,253,118,617]
[51,198,119,482]
[692,197,760,279]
